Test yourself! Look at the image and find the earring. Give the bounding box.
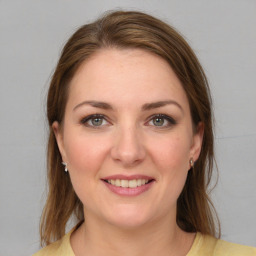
[62,162,68,172]
[189,158,194,169]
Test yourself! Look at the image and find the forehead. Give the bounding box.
[67,48,190,110]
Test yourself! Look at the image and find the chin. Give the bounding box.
[102,205,155,230]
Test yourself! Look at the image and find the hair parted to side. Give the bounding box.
[40,10,219,246]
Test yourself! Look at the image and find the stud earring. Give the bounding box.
[62,162,68,172]
[189,158,194,169]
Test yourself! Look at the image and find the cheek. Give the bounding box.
[150,135,191,171]
[63,132,111,207]
[150,134,191,198]
[64,132,110,176]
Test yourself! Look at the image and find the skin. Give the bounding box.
[53,48,204,256]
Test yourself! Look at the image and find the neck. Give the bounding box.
[71,211,195,256]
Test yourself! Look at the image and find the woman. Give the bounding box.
[34,10,256,256]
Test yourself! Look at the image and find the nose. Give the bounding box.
[110,125,146,167]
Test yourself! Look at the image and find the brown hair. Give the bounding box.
[40,10,219,246]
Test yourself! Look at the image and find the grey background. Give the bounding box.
[0,0,255,255]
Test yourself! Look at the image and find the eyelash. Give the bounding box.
[80,114,109,128]
[80,114,176,128]
[146,114,177,128]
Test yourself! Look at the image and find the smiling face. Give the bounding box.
[53,48,203,229]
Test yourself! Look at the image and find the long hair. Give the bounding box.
[40,10,219,246]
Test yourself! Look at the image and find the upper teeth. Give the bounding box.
[107,179,149,188]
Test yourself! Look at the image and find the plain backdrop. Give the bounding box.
[0,0,255,255]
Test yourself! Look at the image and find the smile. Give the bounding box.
[102,175,155,196]
[105,179,150,188]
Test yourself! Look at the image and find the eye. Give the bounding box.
[147,114,176,128]
[81,114,109,128]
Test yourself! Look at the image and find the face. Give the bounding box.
[53,48,203,229]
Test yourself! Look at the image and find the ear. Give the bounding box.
[190,122,204,162]
[52,121,67,162]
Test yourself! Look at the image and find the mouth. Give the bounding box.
[101,175,155,196]
[103,179,154,188]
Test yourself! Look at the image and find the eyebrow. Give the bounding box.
[142,100,183,112]
[73,101,113,111]
[73,100,183,112]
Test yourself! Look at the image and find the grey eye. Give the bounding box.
[147,114,176,128]
[81,114,109,128]
[152,117,165,126]
[91,117,103,126]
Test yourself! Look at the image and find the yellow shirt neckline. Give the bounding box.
[64,229,202,256]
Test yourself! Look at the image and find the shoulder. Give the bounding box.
[214,238,256,256]
[189,233,256,256]
[32,240,61,256]
[32,230,75,256]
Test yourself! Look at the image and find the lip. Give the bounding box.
[101,174,155,197]
[102,174,154,180]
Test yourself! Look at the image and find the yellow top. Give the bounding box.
[33,231,256,256]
